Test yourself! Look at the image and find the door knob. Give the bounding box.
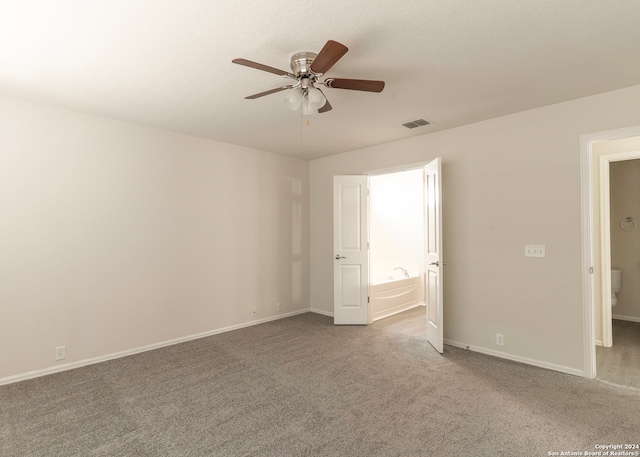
[429,261,439,267]
[335,254,346,260]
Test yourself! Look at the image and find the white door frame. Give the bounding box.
[580,125,640,378]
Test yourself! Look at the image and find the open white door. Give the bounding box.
[333,175,369,325]
[424,158,444,353]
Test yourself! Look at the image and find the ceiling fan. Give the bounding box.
[232,40,385,114]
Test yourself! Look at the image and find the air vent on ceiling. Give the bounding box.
[402,118,432,129]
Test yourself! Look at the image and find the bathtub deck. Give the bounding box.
[370,276,421,321]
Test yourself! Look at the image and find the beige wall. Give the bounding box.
[4,84,640,382]
[0,95,309,382]
[310,84,640,375]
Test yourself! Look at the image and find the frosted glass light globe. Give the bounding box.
[284,89,303,110]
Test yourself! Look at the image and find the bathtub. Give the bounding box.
[370,266,422,321]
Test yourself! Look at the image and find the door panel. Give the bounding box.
[334,176,369,325]
[427,269,438,322]
[424,158,444,353]
[338,264,363,306]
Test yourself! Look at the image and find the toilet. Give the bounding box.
[611,268,622,307]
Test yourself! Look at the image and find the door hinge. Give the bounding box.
[589,266,594,274]
[367,296,370,303]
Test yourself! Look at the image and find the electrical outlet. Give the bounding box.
[276,303,282,312]
[496,334,504,346]
[55,346,66,361]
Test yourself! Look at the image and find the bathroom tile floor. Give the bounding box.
[371,305,427,338]
[596,319,640,389]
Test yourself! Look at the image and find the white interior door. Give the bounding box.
[333,175,369,325]
[424,158,444,353]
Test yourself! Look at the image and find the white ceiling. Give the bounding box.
[2,1,640,160]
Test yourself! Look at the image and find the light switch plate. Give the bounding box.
[525,245,546,258]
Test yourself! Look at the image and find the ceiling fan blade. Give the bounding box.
[232,58,293,77]
[245,85,294,99]
[325,78,385,93]
[318,90,332,113]
[309,40,348,75]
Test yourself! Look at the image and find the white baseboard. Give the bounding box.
[444,338,585,378]
[612,314,640,323]
[0,308,310,387]
[311,308,583,377]
[310,308,334,317]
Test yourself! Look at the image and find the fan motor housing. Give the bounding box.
[290,52,318,76]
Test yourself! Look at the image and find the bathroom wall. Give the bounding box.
[610,159,640,321]
[369,170,424,282]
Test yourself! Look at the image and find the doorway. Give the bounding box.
[369,169,426,323]
[333,158,444,352]
[596,154,640,388]
[580,126,640,384]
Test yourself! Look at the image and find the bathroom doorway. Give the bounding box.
[334,159,444,351]
[367,160,445,352]
[581,127,640,387]
[596,154,640,388]
[369,169,426,323]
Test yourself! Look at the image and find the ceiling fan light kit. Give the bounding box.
[233,40,385,115]
[284,86,326,113]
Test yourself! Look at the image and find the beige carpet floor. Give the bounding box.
[2,312,639,456]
